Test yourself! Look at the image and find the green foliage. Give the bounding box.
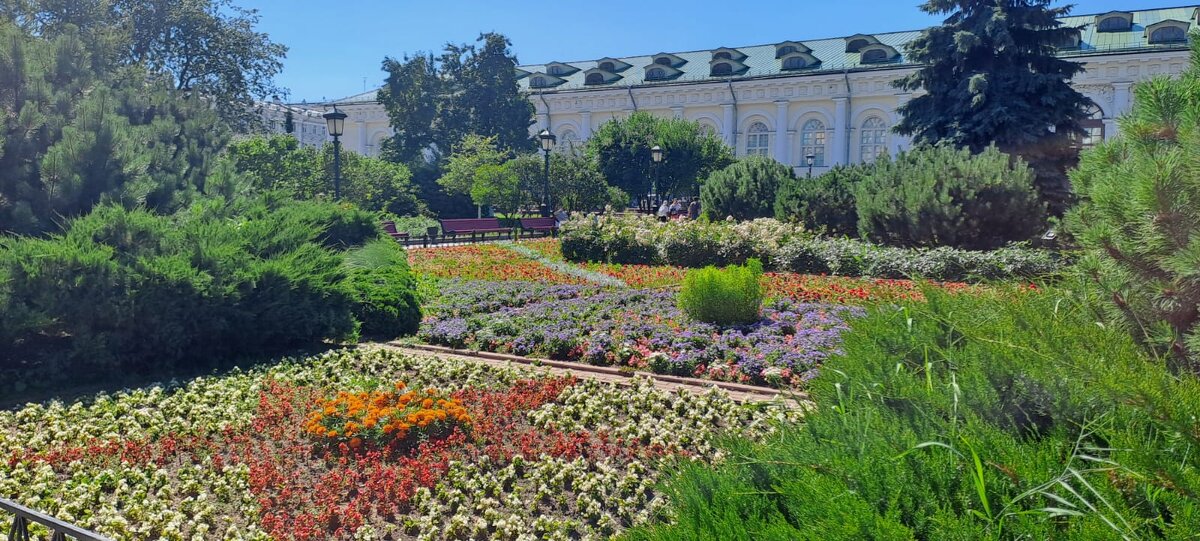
[677,259,764,326]
[774,164,871,237]
[855,145,1046,250]
[630,288,1200,539]
[1065,57,1200,371]
[438,134,508,197]
[470,163,524,217]
[774,237,1063,281]
[378,33,533,165]
[226,135,425,217]
[700,156,794,221]
[343,240,421,339]
[508,152,615,212]
[11,0,286,127]
[0,198,404,391]
[894,0,1092,213]
[586,112,733,198]
[0,21,229,235]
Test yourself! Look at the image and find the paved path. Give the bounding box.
[375,343,808,407]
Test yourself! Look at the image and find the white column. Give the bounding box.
[774,100,789,164]
[722,103,736,150]
[832,97,849,165]
[670,105,684,119]
[356,120,367,154]
[1112,82,1133,117]
[580,111,593,140]
[536,111,550,133]
[786,130,797,170]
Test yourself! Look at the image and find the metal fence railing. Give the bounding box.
[2,498,113,541]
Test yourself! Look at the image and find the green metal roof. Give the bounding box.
[326,5,1198,104]
[517,5,1198,92]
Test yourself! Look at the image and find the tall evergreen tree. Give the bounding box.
[894,0,1092,213]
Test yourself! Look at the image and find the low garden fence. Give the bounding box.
[2,498,113,541]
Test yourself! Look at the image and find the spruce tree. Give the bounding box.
[894,0,1092,213]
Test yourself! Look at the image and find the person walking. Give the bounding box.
[688,199,701,220]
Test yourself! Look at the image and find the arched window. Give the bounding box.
[783,56,807,70]
[1097,16,1129,32]
[746,122,770,156]
[558,129,579,153]
[647,67,666,80]
[1078,106,1105,149]
[847,39,870,52]
[711,63,733,76]
[585,73,605,85]
[1150,26,1187,44]
[861,48,890,64]
[531,76,546,87]
[860,116,888,163]
[599,62,615,72]
[801,119,826,167]
[714,51,732,60]
[778,45,796,56]
[548,65,563,75]
[655,57,673,66]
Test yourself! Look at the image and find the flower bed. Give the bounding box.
[0,349,791,540]
[420,280,862,386]
[407,244,586,284]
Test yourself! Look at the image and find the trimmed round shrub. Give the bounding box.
[855,145,1046,250]
[701,156,795,221]
[774,164,871,236]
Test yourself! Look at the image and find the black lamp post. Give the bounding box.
[650,145,663,206]
[537,129,556,217]
[805,153,815,178]
[323,106,348,201]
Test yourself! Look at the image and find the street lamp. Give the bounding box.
[537,129,556,217]
[323,106,348,201]
[805,154,815,178]
[648,145,667,206]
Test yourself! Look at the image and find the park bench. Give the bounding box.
[380,221,410,243]
[439,218,513,242]
[519,217,558,238]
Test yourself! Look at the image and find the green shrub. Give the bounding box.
[1065,71,1200,372]
[772,236,1062,281]
[677,259,764,326]
[855,145,1047,250]
[630,287,1200,539]
[0,198,407,393]
[774,164,871,236]
[700,156,794,221]
[344,240,422,339]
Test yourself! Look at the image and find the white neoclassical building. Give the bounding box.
[267,6,1197,176]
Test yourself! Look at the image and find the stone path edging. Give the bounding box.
[386,342,805,406]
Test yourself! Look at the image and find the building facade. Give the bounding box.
[269,6,1197,177]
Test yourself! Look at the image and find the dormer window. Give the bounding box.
[778,46,796,56]
[531,76,548,87]
[1055,29,1082,50]
[651,53,686,68]
[783,56,806,70]
[845,34,881,53]
[712,63,733,76]
[548,65,564,75]
[711,47,747,62]
[543,62,579,77]
[859,44,898,64]
[527,72,566,88]
[1146,20,1190,44]
[643,61,681,81]
[646,67,666,80]
[1096,11,1133,32]
[655,57,673,66]
[599,62,615,72]
[594,57,631,73]
[585,73,605,85]
[714,51,732,60]
[582,68,620,86]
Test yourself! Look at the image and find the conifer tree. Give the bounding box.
[894,0,1092,213]
[1065,42,1200,373]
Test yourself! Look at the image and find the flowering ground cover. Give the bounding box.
[407,244,587,284]
[1,348,792,540]
[419,280,862,387]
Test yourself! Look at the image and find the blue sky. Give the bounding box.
[240,1,1181,103]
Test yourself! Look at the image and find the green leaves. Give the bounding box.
[700,155,793,221]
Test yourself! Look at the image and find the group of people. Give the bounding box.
[656,198,701,222]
